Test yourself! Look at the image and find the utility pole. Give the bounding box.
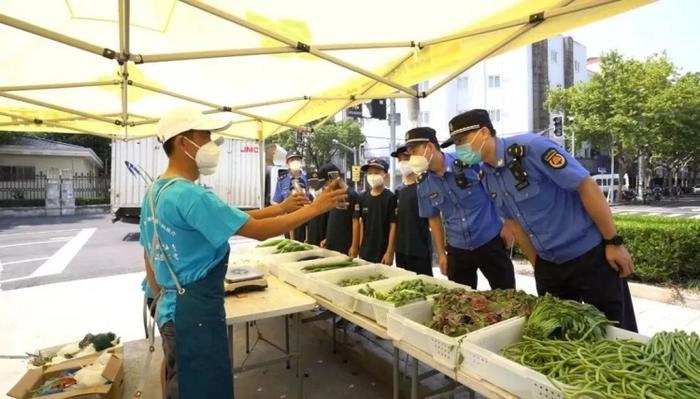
[388,99,397,191]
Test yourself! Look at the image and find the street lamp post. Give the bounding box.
[332,139,358,190]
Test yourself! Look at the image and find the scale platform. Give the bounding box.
[224,266,268,294]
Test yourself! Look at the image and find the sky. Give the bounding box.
[563,0,699,73]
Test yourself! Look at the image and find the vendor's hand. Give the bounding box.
[500,225,515,249]
[438,253,448,276]
[381,252,394,266]
[281,192,310,213]
[320,239,327,248]
[348,246,359,258]
[605,244,635,278]
[312,178,347,213]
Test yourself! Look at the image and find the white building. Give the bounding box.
[348,35,589,160]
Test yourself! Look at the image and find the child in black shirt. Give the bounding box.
[357,158,397,264]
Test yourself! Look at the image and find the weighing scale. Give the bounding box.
[224,266,268,294]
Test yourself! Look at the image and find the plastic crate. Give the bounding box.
[261,248,343,275]
[307,264,416,309]
[276,256,367,291]
[348,275,469,327]
[461,317,650,399]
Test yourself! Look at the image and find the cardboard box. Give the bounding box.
[7,352,124,399]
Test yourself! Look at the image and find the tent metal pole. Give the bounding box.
[0,81,119,92]
[421,0,618,47]
[425,23,538,97]
[0,13,116,59]
[268,101,310,137]
[118,0,131,134]
[135,41,416,63]
[129,81,301,130]
[232,97,308,110]
[0,111,96,134]
[42,112,145,123]
[179,0,417,97]
[313,102,352,130]
[258,120,266,209]
[0,92,119,125]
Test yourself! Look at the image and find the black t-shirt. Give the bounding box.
[395,183,432,257]
[356,189,397,263]
[306,212,327,246]
[325,187,360,254]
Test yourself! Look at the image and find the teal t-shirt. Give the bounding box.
[139,178,250,327]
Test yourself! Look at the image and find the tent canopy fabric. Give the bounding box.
[0,0,654,140]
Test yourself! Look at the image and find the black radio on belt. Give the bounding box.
[507,144,530,191]
[452,159,472,189]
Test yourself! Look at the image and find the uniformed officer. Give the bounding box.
[449,108,637,331]
[272,151,309,241]
[406,127,515,289]
[391,145,433,276]
[305,170,327,246]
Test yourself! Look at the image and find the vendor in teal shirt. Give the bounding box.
[139,107,347,399]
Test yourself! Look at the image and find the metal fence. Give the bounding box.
[0,174,47,203]
[73,173,110,202]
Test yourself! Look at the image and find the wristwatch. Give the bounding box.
[603,235,624,246]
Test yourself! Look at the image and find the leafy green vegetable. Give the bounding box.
[359,279,446,306]
[256,238,285,247]
[337,274,387,287]
[301,258,359,273]
[427,289,536,337]
[523,294,613,341]
[269,239,314,253]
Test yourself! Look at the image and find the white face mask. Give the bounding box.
[399,160,414,177]
[289,160,302,172]
[184,137,220,176]
[409,144,433,175]
[366,174,384,188]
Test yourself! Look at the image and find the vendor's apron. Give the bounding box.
[135,177,233,399]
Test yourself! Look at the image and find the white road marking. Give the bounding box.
[49,236,74,241]
[1,257,50,266]
[0,229,82,238]
[29,228,96,278]
[0,239,70,249]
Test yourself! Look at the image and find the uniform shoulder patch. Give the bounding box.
[417,172,427,184]
[478,169,485,180]
[542,147,567,169]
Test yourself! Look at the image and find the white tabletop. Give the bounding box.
[224,275,317,324]
[313,295,390,340]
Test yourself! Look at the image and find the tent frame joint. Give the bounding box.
[223,106,232,112]
[529,12,545,24]
[296,41,311,52]
[102,48,117,60]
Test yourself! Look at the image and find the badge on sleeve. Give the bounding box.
[542,147,567,169]
[429,192,439,200]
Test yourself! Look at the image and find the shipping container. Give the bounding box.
[110,137,262,223]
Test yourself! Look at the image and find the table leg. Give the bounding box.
[295,313,304,399]
[411,357,418,399]
[332,316,337,354]
[393,347,400,399]
[245,322,250,354]
[286,315,291,369]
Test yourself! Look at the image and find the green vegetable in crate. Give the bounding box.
[428,289,536,337]
[359,279,447,306]
[256,238,285,247]
[501,330,700,399]
[337,274,387,287]
[524,294,613,341]
[272,239,314,253]
[302,258,359,273]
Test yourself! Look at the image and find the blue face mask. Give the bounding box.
[455,131,486,165]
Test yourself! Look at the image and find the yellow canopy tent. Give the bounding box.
[0,0,654,141]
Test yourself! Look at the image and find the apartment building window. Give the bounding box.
[574,60,581,72]
[551,50,558,63]
[419,111,430,125]
[417,80,429,92]
[457,76,468,90]
[488,109,501,122]
[487,75,501,88]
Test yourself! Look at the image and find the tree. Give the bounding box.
[546,51,698,199]
[267,119,365,169]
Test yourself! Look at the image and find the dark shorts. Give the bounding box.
[534,243,638,332]
[395,252,433,276]
[446,235,516,290]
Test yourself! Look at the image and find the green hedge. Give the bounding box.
[0,199,44,208]
[615,215,700,286]
[76,198,109,206]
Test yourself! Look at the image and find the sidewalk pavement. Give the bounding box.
[2,267,699,397]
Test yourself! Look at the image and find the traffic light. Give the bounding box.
[552,116,563,136]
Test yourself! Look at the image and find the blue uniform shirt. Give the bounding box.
[417,152,502,250]
[139,178,250,327]
[272,172,308,203]
[481,134,601,263]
